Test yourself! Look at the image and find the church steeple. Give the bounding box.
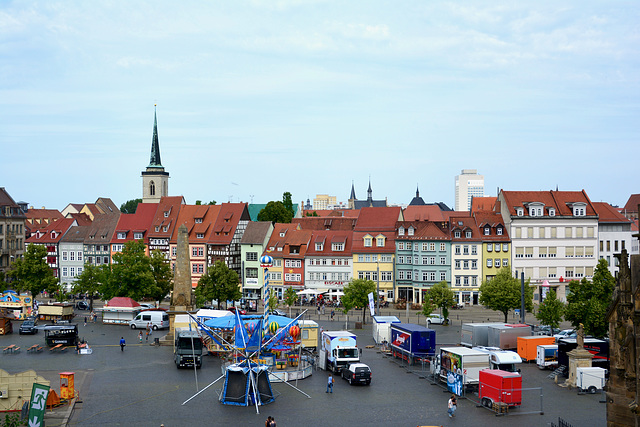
[350,181,357,200]
[367,178,373,202]
[149,105,162,168]
[142,105,169,203]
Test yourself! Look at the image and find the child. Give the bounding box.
[138,331,143,343]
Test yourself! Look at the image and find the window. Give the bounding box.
[548,247,557,258]
[503,243,508,252]
[398,271,405,280]
[192,247,198,257]
[377,237,385,247]
[503,258,508,267]
[69,251,75,261]
[463,246,469,255]
[429,256,436,265]
[421,256,428,265]
[465,230,472,238]
[440,256,446,265]
[440,272,446,281]
[495,259,501,268]
[77,267,82,275]
[246,252,258,261]
[455,260,461,268]
[315,243,323,251]
[454,231,461,238]
[455,245,461,255]
[103,257,109,264]
[332,243,344,251]
[117,232,126,239]
[471,260,477,269]
[487,259,493,268]
[455,276,461,285]
[364,237,372,247]
[77,252,82,261]
[565,268,574,278]
[515,247,523,258]
[494,243,500,252]
[398,255,404,264]
[438,243,443,251]
[487,243,492,252]
[246,268,258,278]
[471,245,477,255]
[134,232,143,239]
[430,272,436,281]
[172,247,177,256]
[422,272,429,281]
[381,255,392,262]
[539,247,547,258]
[525,247,533,258]
[463,260,469,269]
[398,242,404,250]
[406,271,412,280]
[398,227,404,236]
[62,251,68,261]
[484,227,490,236]
[497,227,503,236]
[463,276,469,285]
[62,267,68,276]
[196,233,204,239]
[516,208,524,216]
[549,208,555,216]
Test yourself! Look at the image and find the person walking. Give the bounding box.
[447,394,457,418]
[269,416,276,426]
[120,337,126,352]
[265,416,272,427]
[84,316,87,327]
[330,309,335,321]
[138,331,143,343]
[326,374,334,393]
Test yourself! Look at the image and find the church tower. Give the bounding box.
[142,105,169,203]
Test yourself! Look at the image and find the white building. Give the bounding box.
[304,230,353,293]
[59,225,90,292]
[593,202,637,278]
[498,190,599,303]
[313,194,337,210]
[455,169,484,211]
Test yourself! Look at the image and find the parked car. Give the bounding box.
[534,325,561,336]
[19,319,38,335]
[341,362,372,385]
[426,313,448,326]
[138,303,156,310]
[554,329,577,342]
[269,309,286,316]
[228,307,246,315]
[76,301,89,310]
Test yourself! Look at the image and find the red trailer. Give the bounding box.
[479,369,522,408]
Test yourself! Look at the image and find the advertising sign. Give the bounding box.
[368,292,375,316]
[27,383,50,427]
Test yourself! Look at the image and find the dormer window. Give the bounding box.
[548,208,556,217]
[364,236,372,247]
[516,208,524,216]
[408,227,414,236]
[197,233,204,238]
[528,203,544,217]
[51,231,57,239]
[315,243,323,251]
[280,231,286,237]
[163,226,168,232]
[332,242,344,251]
[497,227,503,236]
[164,211,169,218]
[454,231,461,238]
[134,232,143,239]
[398,227,405,236]
[155,226,160,232]
[465,230,472,238]
[572,204,586,216]
[117,232,126,239]
[195,218,203,224]
[484,227,490,236]
[376,235,385,247]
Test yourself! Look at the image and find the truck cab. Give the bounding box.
[174,329,203,368]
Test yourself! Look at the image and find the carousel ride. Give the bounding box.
[182,255,312,413]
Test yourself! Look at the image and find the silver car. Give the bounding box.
[426,313,448,326]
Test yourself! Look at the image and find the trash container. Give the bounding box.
[154,337,160,346]
[355,322,362,329]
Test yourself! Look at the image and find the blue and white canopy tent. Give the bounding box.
[182,308,311,413]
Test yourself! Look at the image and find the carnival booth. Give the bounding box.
[99,297,141,324]
[0,290,34,320]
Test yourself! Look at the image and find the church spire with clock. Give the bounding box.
[142,105,169,203]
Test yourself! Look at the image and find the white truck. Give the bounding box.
[536,344,558,369]
[319,330,360,373]
[473,346,523,373]
[431,347,490,391]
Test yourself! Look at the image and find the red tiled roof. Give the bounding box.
[354,207,402,231]
[208,203,250,245]
[26,218,80,244]
[623,194,640,213]
[403,205,450,222]
[305,230,353,257]
[471,197,497,213]
[593,202,634,223]
[111,203,158,244]
[501,190,596,217]
[292,216,358,231]
[396,221,449,240]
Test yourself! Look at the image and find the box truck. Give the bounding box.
[473,346,522,372]
[536,344,558,369]
[174,328,203,368]
[372,315,400,345]
[431,347,490,393]
[517,335,556,362]
[558,338,609,377]
[488,324,532,350]
[461,323,506,347]
[319,330,359,373]
[389,323,436,365]
[479,369,522,408]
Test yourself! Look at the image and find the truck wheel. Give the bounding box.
[130,324,136,330]
[481,397,491,408]
[588,386,597,394]
[349,377,353,385]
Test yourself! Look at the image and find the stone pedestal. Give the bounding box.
[566,347,594,387]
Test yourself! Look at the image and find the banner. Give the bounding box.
[28,383,50,427]
[368,292,375,316]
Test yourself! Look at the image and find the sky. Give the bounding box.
[1,1,639,211]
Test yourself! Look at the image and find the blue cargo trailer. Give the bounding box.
[390,323,436,365]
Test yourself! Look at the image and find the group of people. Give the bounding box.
[265,416,277,426]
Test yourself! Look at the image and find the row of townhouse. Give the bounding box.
[240,191,637,305]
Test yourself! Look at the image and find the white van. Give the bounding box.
[129,311,169,330]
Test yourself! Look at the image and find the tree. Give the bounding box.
[420,298,435,321]
[426,281,455,324]
[268,293,279,312]
[8,244,59,300]
[120,198,142,214]
[283,286,298,316]
[195,200,216,205]
[148,250,173,303]
[479,267,533,322]
[342,278,376,324]
[535,289,565,329]
[282,192,294,217]
[564,258,615,337]
[103,240,154,301]
[72,264,109,310]
[195,261,240,309]
[257,201,293,224]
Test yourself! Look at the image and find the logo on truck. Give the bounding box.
[392,332,410,347]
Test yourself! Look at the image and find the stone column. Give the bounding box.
[167,224,194,342]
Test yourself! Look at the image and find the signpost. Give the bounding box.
[27,383,50,427]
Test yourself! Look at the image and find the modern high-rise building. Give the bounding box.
[313,194,337,210]
[455,169,484,211]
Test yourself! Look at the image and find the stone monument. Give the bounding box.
[606,248,640,426]
[566,323,594,387]
[167,224,195,341]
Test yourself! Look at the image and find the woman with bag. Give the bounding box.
[447,394,457,417]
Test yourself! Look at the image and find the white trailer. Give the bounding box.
[536,344,558,369]
[372,315,400,345]
[473,346,523,373]
[431,347,490,392]
[576,367,607,394]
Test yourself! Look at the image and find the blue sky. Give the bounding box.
[1,1,638,211]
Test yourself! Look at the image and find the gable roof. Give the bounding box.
[293,216,358,231]
[623,194,640,213]
[26,217,83,244]
[87,211,120,244]
[172,203,221,243]
[240,221,273,245]
[105,297,141,308]
[305,230,353,257]
[501,190,597,217]
[396,221,449,240]
[354,207,403,231]
[471,197,497,213]
[208,203,250,245]
[111,203,158,244]
[148,196,185,239]
[593,202,634,224]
